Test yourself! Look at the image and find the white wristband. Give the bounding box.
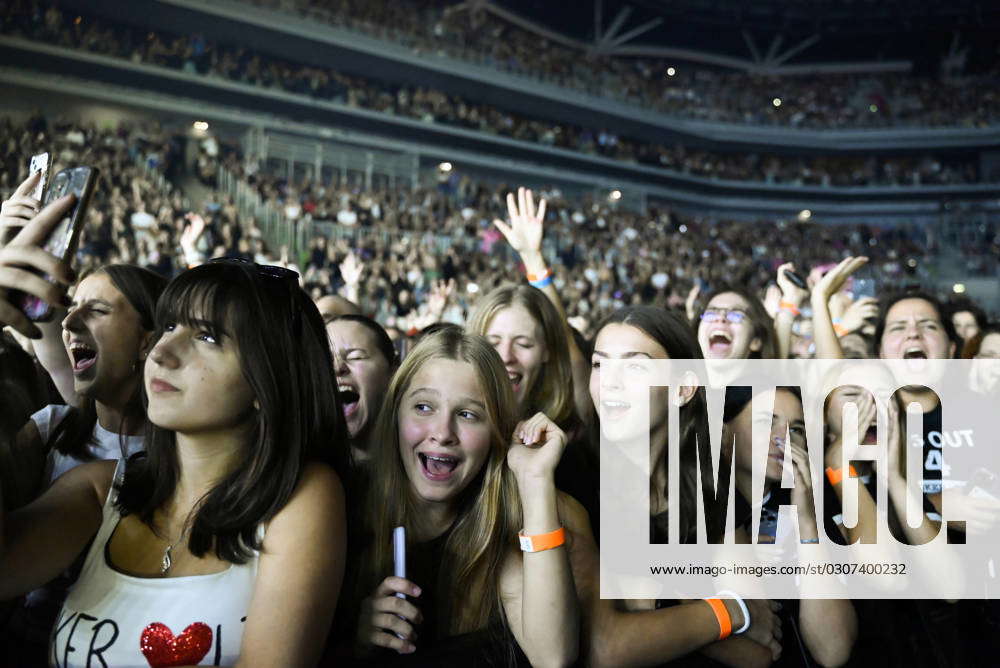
[717,590,751,634]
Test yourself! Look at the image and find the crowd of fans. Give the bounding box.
[249,0,1000,129]
[0,114,188,276]
[222,150,945,334]
[4,115,990,347]
[4,108,1000,667]
[1,2,991,187]
[4,0,1000,657]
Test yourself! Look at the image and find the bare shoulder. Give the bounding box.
[61,459,118,507]
[297,461,344,497]
[262,462,345,550]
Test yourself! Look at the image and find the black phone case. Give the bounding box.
[784,269,808,289]
[14,166,99,322]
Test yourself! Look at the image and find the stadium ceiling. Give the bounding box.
[487,0,1000,73]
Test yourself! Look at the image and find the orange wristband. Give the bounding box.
[518,527,566,553]
[826,465,859,486]
[704,598,732,640]
[526,269,553,282]
[833,323,849,337]
[779,300,800,316]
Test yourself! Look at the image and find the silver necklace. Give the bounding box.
[160,523,192,576]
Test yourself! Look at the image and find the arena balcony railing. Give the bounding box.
[5,3,996,187]
[2,36,998,213]
[4,56,997,234]
[56,0,1000,152]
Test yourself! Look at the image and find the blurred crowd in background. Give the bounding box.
[1,2,994,187]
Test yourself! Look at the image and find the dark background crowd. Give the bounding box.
[1,2,994,187]
[254,0,1000,129]
[4,113,975,342]
[2,0,1000,665]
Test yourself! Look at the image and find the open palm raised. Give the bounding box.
[493,187,546,257]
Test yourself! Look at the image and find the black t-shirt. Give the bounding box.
[344,528,529,668]
[553,430,598,539]
[919,402,945,496]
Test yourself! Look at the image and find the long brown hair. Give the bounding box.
[467,284,577,429]
[360,328,520,635]
[593,306,709,543]
[50,264,167,460]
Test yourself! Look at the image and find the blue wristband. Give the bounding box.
[529,274,554,289]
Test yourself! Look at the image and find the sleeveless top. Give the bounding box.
[0,406,145,659]
[32,405,144,485]
[48,461,261,668]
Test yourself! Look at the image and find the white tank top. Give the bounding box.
[49,461,261,668]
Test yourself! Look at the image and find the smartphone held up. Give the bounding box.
[0,153,50,247]
[11,166,98,322]
[29,151,50,202]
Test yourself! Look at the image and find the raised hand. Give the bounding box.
[1,172,44,245]
[839,297,879,334]
[506,412,567,484]
[493,187,546,268]
[787,441,818,540]
[427,278,455,319]
[180,212,207,268]
[339,251,364,287]
[763,284,782,320]
[776,262,808,308]
[0,195,76,338]
[686,282,701,321]
[811,257,868,305]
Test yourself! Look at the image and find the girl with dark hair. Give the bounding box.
[1,184,167,501]
[353,328,582,666]
[0,194,168,662]
[326,313,398,463]
[582,305,782,667]
[870,289,957,521]
[965,324,1000,395]
[0,260,348,666]
[696,287,778,360]
[946,298,988,345]
[33,264,166,483]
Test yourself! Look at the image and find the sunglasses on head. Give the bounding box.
[207,257,299,285]
[207,257,303,331]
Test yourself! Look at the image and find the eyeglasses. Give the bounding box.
[700,308,748,324]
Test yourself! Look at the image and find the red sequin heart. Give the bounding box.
[140,622,213,668]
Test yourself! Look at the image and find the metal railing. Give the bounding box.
[135,153,188,210]
[244,127,419,191]
[217,165,306,255]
